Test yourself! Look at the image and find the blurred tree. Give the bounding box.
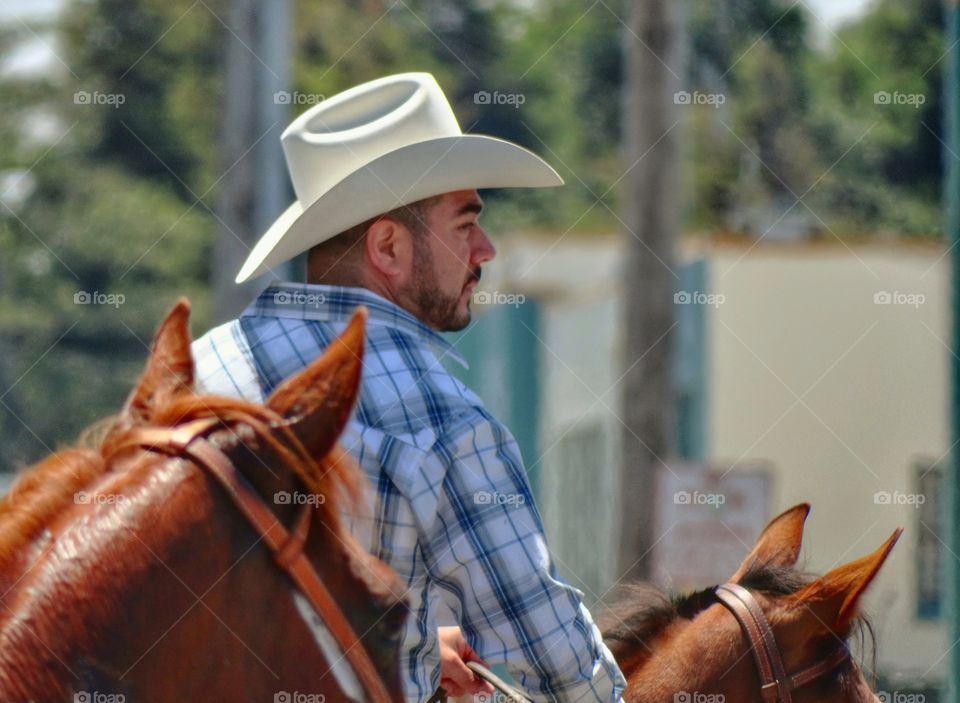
[60,0,228,195]
[0,0,219,472]
[804,0,944,236]
[684,0,821,231]
[485,0,626,230]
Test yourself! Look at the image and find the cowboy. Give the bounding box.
[192,73,626,703]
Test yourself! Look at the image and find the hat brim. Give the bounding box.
[235,134,564,283]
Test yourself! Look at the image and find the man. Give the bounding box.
[193,73,626,702]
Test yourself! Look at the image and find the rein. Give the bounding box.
[115,417,393,703]
[715,582,850,703]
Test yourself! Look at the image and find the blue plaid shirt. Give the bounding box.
[191,282,626,703]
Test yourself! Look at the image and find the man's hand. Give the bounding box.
[438,626,494,698]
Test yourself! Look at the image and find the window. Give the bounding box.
[916,461,943,620]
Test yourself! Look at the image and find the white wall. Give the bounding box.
[707,241,949,680]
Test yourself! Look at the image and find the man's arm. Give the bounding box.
[420,414,626,702]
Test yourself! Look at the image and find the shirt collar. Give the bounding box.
[240,281,468,368]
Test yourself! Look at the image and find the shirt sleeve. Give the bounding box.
[419,412,626,702]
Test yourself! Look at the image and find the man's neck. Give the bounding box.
[305,275,428,327]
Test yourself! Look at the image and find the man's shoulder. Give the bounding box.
[191,319,264,402]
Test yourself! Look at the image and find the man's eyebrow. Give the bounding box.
[456,200,484,217]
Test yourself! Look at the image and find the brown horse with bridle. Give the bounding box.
[601,503,900,703]
[0,300,407,703]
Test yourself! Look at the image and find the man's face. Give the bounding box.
[401,190,495,332]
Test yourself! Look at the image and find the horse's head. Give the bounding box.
[0,299,407,703]
[603,504,900,703]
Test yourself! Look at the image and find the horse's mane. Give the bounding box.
[0,389,361,578]
[600,562,876,683]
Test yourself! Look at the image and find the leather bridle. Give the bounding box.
[115,417,394,703]
[715,582,851,703]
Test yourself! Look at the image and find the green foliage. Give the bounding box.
[802,0,943,236]
[60,0,227,194]
[0,0,218,472]
[488,0,625,230]
[0,162,212,470]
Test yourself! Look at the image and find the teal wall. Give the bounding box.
[674,258,708,461]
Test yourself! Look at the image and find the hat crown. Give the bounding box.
[281,73,462,205]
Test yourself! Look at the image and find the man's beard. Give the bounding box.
[405,236,479,332]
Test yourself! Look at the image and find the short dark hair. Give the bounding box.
[305,195,441,284]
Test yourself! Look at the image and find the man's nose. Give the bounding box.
[471,227,496,265]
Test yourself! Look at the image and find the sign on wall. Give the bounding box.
[651,462,772,591]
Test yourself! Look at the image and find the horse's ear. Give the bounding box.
[266,307,366,459]
[787,528,901,635]
[119,298,194,426]
[730,503,810,583]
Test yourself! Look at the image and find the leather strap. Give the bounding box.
[115,418,393,703]
[786,646,851,689]
[716,583,792,702]
[715,582,849,702]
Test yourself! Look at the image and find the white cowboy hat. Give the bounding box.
[235,72,564,283]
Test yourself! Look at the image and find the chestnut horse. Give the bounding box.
[0,300,407,703]
[601,504,900,703]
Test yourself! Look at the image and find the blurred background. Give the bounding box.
[0,0,953,697]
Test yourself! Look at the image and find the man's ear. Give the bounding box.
[266,307,366,460]
[116,298,194,429]
[365,216,412,279]
[730,503,811,583]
